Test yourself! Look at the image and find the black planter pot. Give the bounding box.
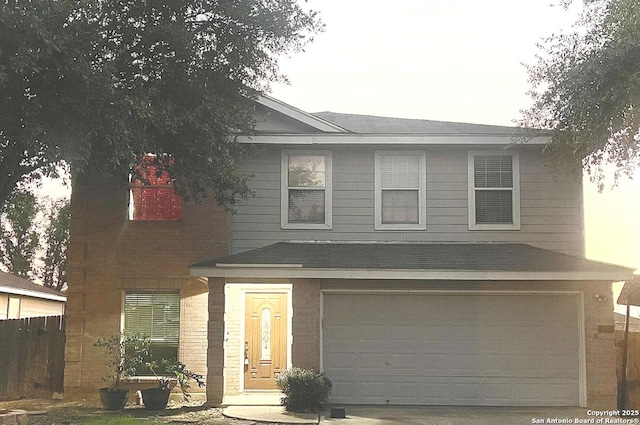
[99,388,129,410]
[141,387,171,410]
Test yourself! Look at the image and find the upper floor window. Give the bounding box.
[375,151,426,230]
[468,151,520,230]
[129,155,182,221]
[281,151,332,229]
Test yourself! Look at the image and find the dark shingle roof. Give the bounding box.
[312,112,520,135]
[618,278,640,306]
[192,242,631,275]
[0,271,66,299]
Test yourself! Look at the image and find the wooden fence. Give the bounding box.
[0,315,65,399]
[617,330,640,409]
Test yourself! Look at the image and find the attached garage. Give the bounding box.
[322,292,583,406]
[192,242,634,408]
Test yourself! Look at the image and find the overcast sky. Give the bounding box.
[269,0,640,310]
[270,0,582,125]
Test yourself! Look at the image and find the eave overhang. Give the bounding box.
[236,133,549,145]
[190,242,634,282]
[0,286,67,302]
[191,266,632,282]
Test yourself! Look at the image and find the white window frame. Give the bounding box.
[281,150,332,230]
[121,291,181,364]
[375,150,427,230]
[467,150,521,231]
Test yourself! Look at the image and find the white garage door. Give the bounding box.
[322,293,582,406]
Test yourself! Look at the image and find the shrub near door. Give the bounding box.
[276,368,332,413]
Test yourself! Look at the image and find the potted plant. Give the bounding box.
[94,334,150,410]
[140,359,205,410]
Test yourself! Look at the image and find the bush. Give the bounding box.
[275,368,332,412]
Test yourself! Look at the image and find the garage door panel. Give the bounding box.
[322,293,581,406]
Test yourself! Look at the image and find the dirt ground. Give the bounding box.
[0,398,257,424]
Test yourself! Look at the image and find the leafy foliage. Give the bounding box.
[520,0,640,188]
[94,334,152,390]
[0,0,322,207]
[37,198,70,291]
[276,368,332,413]
[0,186,70,289]
[147,358,205,401]
[0,188,39,277]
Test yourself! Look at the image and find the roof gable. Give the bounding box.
[242,96,549,146]
[255,96,348,133]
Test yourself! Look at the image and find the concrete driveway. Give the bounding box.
[320,405,596,425]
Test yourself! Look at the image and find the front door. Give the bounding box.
[244,292,288,390]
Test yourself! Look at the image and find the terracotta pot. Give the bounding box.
[99,388,129,410]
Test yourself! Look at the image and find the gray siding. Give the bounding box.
[231,145,584,256]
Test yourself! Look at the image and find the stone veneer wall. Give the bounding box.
[64,176,228,402]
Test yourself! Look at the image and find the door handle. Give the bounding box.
[244,341,250,365]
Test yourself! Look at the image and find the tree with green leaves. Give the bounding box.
[38,198,70,291]
[1,187,70,289]
[0,0,322,208]
[0,188,40,277]
[520,0,640,189]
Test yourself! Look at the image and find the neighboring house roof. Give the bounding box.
[618,277,640,306]
[312,111,519,135]
[191,242,634,281]
[0,271,67,302]
[614,312,640,332]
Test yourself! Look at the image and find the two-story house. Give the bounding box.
[65,96,633,408]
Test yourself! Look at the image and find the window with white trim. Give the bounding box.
[468,151,520,230]
[375,151,426,230]
[281,151,332,229]
[124,292,180,372]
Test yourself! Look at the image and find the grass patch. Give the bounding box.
[81,416,156,424]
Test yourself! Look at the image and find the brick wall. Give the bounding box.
[291,279,321,370]
[64,176,228,402]
[206,277,225,405]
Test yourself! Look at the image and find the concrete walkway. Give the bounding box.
[223,405,319,424]
[224,405,596,425]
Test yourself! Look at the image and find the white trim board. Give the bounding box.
[193,267,633,282]
[0,286,67,302]
[236,134,549,145]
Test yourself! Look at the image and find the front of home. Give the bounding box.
[191,97,633,408]
[65,95,633,408]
